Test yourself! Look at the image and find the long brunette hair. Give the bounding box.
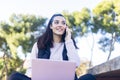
[37,14,78,49]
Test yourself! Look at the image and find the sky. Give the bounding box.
[0,0,120,66]
[0,0,102,21]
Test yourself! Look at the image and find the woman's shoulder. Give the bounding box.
[32,42,38,48]
[34,42,37,45]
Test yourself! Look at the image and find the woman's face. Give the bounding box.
[50,16,67,36]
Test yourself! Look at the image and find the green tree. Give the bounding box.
[92,0,120,60]
[0,14,47,80]
[63,8,91,37]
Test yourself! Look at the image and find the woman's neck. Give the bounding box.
[53,35,62,43]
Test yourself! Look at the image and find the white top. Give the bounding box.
[25,39,80,77]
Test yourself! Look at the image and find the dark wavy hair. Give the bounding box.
[37,14,78,49]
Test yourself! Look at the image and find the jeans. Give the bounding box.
[8,72,96,80]
[8,72,31,80]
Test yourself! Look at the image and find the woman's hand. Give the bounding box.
[65,26,72,41]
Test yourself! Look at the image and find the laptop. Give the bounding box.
[32,59,76,80]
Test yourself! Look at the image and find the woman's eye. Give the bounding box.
[53,20,66,25]
[54,21,59,24]
[62,21,66,25]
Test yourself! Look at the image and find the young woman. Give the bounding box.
[8,14,96,80]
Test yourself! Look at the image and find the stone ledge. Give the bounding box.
[88,56,120,76]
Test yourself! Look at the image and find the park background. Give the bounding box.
[0,0,120,80]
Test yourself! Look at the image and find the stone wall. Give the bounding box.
[88,56,120,80]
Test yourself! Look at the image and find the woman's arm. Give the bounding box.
[31,42,38,59]
[65,27,80,67]
[65,39,80,67]
[25,42,38,77]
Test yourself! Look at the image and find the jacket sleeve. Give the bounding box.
[65,39,80,67]
[25,42,38,77]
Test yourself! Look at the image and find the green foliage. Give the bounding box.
[62,8,91,37]
[92,0,120,60]
[0,14,47,79]
[92,0,120,33]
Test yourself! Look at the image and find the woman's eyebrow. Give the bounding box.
[53,19,66,22]
[53,19,59,21]
[54,20,59,21]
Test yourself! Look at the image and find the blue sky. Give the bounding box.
[1,0,120,66]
